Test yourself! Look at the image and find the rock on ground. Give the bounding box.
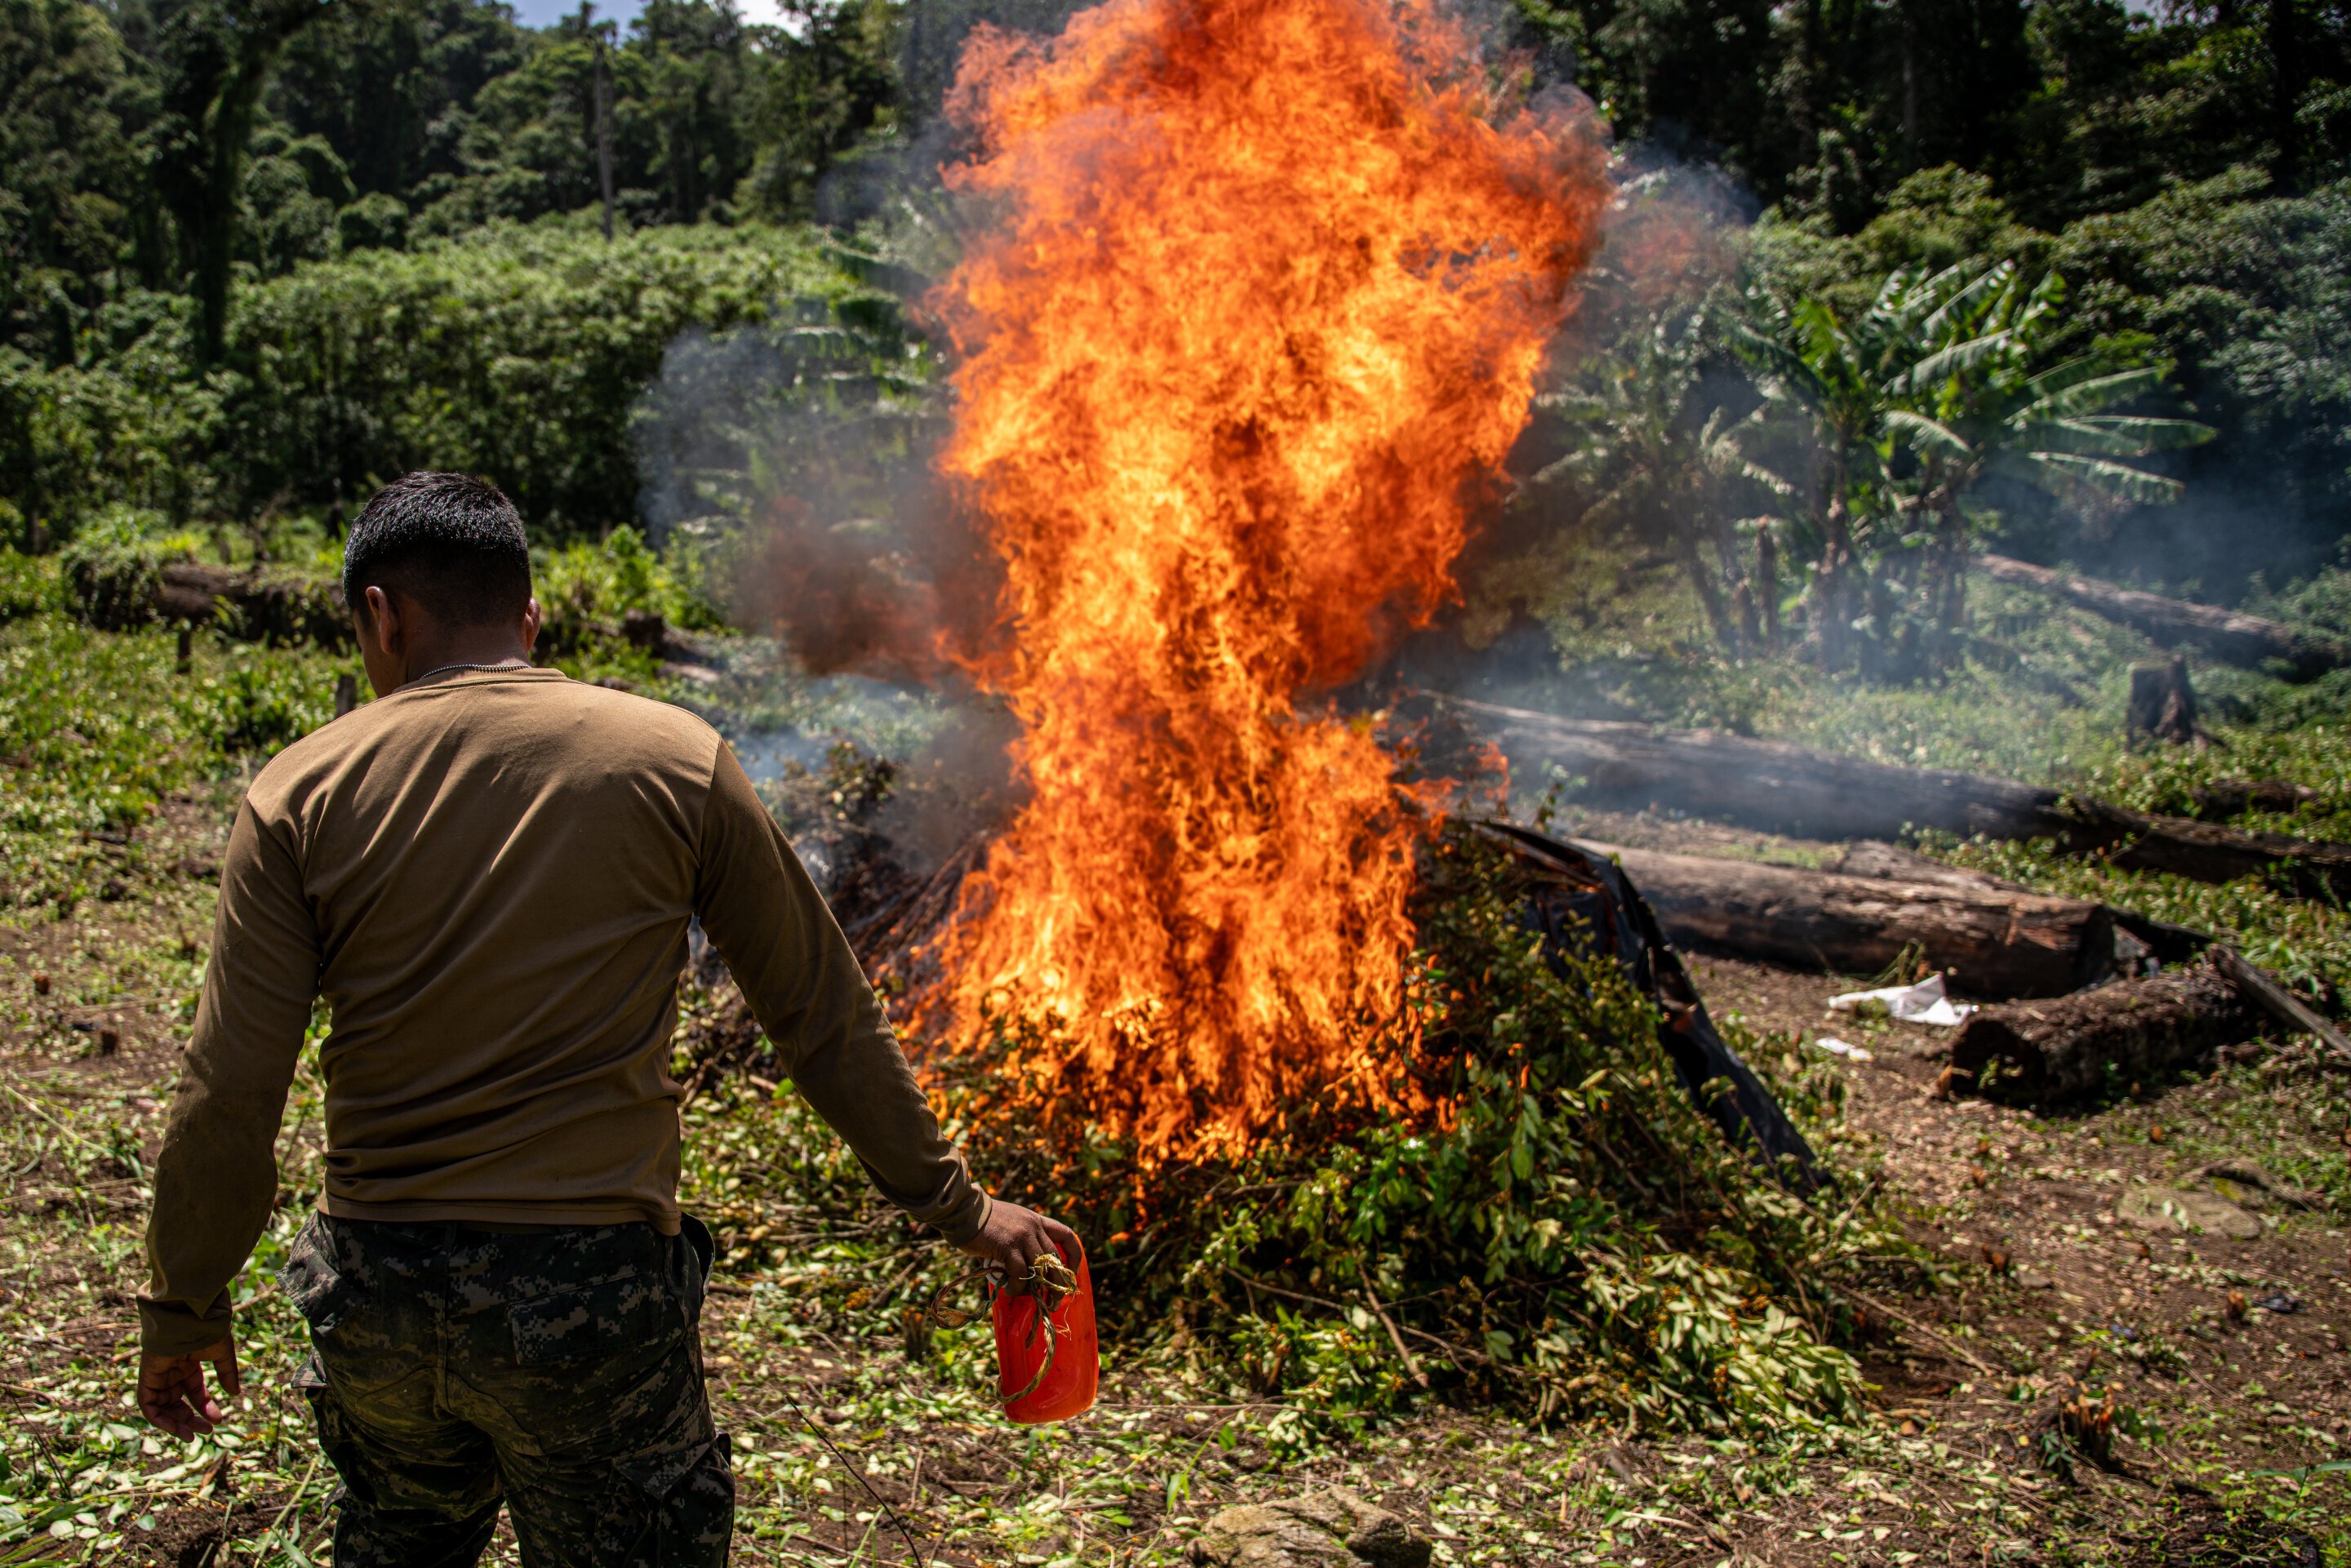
[1189,1488,1433,1568]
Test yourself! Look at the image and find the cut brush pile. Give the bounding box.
[682,819,1912,1445]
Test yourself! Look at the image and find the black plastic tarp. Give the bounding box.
[1478,820,1829,1196]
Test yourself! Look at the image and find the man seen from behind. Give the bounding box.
[134,471,1077,1566]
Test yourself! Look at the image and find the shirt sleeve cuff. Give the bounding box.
[935,1187,990,1248]
[137,1292,234,1358]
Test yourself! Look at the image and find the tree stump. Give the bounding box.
[2127,656,2201,745]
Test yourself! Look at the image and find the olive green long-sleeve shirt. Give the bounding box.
[139,666,985,1356]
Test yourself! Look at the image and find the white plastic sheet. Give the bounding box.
[1826,972,1978,1028]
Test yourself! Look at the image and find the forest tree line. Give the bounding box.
[1,0,2347,675]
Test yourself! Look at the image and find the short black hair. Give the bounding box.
[343,472,532,627]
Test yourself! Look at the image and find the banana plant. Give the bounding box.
[1876,260,2212,632]
[1527,304,1795,654]
[1739,260,2210,674]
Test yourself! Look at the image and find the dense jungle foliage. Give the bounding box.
[2,0,2346,649]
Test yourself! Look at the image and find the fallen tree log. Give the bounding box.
[2209,945,2351,1060]
[2066,797,2351,897]
[1448,696,2351,902]
[1950,958,2264,1103]
[1823,840,2030,893]
[1574,841,2118,999]
[1457,700,2068,843]
[2190,778,2321,822]
[155,562,352,648]
[1977,553,2351,680]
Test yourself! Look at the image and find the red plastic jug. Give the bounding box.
[990,1242,1098,1424]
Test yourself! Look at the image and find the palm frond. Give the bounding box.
[2005,450,2187,506]
[2016,355,2115,402]
[1896,330,2022,396]
[1918,260,2015,344]
[2016,415,2215,456]
[1883,409,1975,464]
[2017,364,2172,420]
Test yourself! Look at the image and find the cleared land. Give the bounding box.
[2,575,2347,1566]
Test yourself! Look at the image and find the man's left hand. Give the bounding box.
[138,1337,241,1440]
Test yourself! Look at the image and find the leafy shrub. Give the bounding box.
[58,507,176,629]
[0,617,346,843]
[3,224,880,544]
[220,219,871,535]
[0,329,224,540]
[0,547,61,621]
[536,525,723,635]
[207,645,333,753]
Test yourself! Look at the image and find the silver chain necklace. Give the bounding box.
[410,660,531,683]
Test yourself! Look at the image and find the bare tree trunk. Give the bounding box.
[1679,535,1740,654]
[594,29,617,241]
[1935,494,1968,632]
[1757,525,1780,651]
[150,0,325,364]
[2268,0,2305,189]
[1976,553,2351,680]
[1813,494,1853,669]
[1443,696,2351,901]
[1898,0,1921,162]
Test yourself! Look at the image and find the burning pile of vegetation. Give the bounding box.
[673,0,1913,1438]
[956,821,1887,1434]
[913,0,1607,1165]
[694,782,1898,1436]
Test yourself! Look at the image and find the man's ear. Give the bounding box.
[522,595,543,656]
[362,585,402,655]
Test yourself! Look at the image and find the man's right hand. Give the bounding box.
[137,1338,241,1440]
[958,1198,1082,1281]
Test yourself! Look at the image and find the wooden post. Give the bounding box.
[176,624,193,675]
[335,673,358,717]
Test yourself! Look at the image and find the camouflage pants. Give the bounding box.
[279,1214,732,1567]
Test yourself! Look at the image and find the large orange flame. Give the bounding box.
[931,0,1606,1160]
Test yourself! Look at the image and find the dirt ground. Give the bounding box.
[2,795,2346,1566]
